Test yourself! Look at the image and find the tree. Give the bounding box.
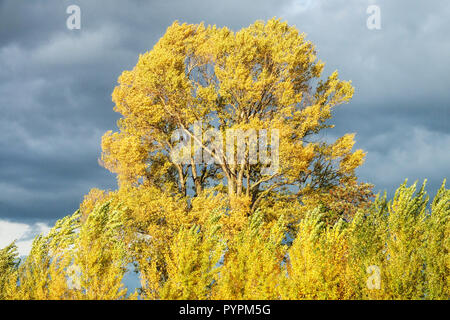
[0,180,448,300]
[0,242,20,299]
[3,19,446,301]
[101,18,365,216]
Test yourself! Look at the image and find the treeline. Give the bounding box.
[0,180,448,300]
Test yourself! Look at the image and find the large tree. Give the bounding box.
[101,18,365,212]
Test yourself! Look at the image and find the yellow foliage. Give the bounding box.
[0,180,448,300]
[101,18,362,212]
[1,19,447,301]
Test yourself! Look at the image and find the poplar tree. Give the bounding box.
[100,18,365,215]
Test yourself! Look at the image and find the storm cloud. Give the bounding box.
[0,0,448,231]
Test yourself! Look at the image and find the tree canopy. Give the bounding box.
[1,19,447,301]
[101,18,366,216]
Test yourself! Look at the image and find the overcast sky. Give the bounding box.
[0,0,449,253]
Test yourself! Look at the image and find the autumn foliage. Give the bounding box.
[0,19,448,300]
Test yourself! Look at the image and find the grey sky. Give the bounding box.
[0,0,448,227]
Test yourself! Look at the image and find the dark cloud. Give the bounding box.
[0,0,448,223]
